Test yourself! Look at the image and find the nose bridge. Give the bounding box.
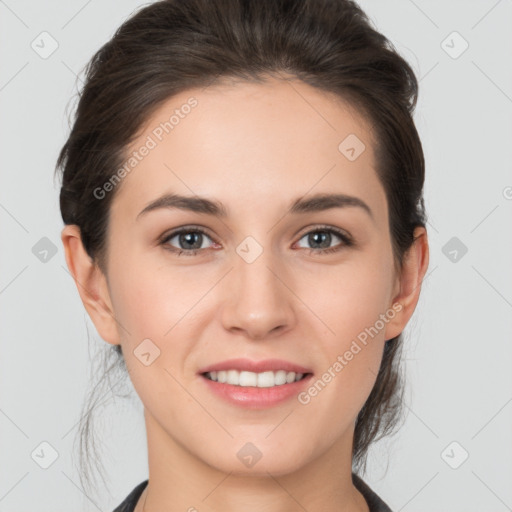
[234,241,283,301]
[221,238,295,338]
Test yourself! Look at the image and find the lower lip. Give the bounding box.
[199,373,314,409]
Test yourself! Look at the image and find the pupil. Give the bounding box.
[181,232,201,249]
[310,231,330,248]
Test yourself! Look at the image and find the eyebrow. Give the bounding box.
[136,192,374,222]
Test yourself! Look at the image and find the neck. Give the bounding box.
[135,409,369,512]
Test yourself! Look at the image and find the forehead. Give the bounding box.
[110,76,386,223]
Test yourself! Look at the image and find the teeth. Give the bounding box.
[205,370,306,387]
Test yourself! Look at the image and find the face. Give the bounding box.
[83,76,409,476]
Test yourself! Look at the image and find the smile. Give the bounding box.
[203,369,310,387]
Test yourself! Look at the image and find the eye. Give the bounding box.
[160,227,218,257]
[295,226,354,255]
[160,225,354,257]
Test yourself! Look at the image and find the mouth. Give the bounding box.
[201,369,313,388]
[196,358,314,408]
[199,370,314,409]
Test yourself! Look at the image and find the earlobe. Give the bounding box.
[384,227,430,341]
[61,225,120,346]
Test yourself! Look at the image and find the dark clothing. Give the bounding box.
[353,473,393,511]
[113,473,392,512]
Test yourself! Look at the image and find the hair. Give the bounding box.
[55,0,427,497]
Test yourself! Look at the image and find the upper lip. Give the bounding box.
[198,358,313,375]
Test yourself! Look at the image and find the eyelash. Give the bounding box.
[159,225,354,257]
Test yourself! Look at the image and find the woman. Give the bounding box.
[55,0,429,510]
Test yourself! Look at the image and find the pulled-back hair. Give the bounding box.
[55,0,426,496]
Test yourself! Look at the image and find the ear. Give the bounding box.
[384,226,430,341]
[61,224,120,346]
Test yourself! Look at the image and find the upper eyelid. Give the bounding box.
[295,224,350,239]
[161,225,216,242]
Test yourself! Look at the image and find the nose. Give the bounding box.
[220,247,297,340]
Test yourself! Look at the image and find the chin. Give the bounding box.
[199,440,311,477]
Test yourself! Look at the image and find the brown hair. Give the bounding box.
[55,0,426,495]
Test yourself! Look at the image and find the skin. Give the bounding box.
[62,75,429,512]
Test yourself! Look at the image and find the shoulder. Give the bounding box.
[352,473,393,512]
[112,479,149,512]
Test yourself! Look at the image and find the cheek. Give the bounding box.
[309,252,393,340]
[302,252,392,397]
[108,255,209,339]
[297,281,388,437]
[107,263,197,409]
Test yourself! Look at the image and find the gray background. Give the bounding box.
[1,0,511,511]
